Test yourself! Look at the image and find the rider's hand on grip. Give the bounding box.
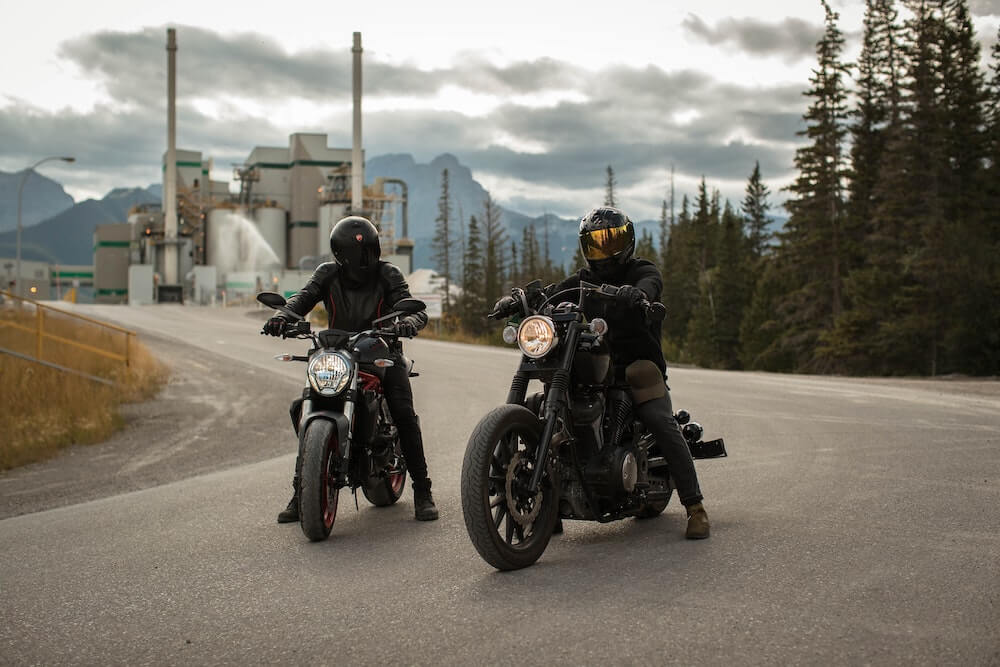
[392,316,419,338]
[488,295,517,319]
[263,315,287,337]
[616,284,646,308]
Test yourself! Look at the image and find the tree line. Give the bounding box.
[431,0,1000,375]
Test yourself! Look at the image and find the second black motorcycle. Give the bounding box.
[461,281,727,570]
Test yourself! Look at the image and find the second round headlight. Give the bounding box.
[517,316,557,359]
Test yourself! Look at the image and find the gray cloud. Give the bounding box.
[8,24,808,214]
[970,0,1000,16]
[682,14,822,61]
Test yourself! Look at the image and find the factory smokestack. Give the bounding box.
[351,32,363,213]
[164,27,178,286]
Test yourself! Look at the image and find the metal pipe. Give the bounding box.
[164,27,178,286]
[381,178,408,238]
[351,32,363,213]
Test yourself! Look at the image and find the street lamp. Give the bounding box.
[15,156,75,297]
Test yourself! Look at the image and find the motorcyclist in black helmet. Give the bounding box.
[493,206,709,538]
[263,215,438,522]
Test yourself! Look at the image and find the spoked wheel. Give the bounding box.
[461,405,558,570]
[362,404,407,507]
[299,419,341,541]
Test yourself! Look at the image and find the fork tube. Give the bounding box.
[527,322,582,493]
[341,366,359,464]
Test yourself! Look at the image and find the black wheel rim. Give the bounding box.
[486,428,548,550]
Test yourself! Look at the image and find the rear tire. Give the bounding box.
[362,403,407,507]
[461,404,558,571]
[299,419,341,541]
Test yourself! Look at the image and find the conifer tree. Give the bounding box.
[432,168,455,311]
[741,161,773,259]
[459,215,487,333]
[772,0,850,370]
[660,195,699,348]
[481,192,507,306]
[635,228,656,261]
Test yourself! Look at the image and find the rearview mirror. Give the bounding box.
[257,292,287,309]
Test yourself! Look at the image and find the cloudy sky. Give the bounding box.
[2,0,998,220]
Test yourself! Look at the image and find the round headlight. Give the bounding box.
[307,352,352,396]
[517,316,557,359]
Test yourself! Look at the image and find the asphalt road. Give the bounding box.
[2,304,999,666]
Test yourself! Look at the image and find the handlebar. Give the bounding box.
[490,281,666,322]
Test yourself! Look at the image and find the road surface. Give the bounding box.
[2,304,998,665]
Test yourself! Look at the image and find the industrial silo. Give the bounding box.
[254,206,287,269]
[318,203,348,258]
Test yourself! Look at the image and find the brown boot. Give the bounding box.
[685,502,710,539]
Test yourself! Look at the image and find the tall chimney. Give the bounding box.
[351,32,363,213]
[164,27,178,286]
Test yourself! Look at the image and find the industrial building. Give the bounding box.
[91,30,413,305]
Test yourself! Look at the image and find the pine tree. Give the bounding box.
[459,214,487,333]
[481,192,507,306]
[772,0,851,370]
[742,161,773,259]
[660,195,699,348]
[604,165,617,207]
[635,228,656,261]
[432,168,455,311]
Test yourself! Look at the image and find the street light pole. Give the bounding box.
[15,156,75,297]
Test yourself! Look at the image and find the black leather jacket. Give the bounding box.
[283,261,429,333]
[547,258,666,375]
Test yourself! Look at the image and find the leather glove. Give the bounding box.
[263,315,287,337]
[392,316,419,338]
[489,296,517,319]
[616,285,647,308]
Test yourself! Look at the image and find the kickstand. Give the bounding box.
[353,487,359,511]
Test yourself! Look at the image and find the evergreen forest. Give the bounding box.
[431,0,1000,377]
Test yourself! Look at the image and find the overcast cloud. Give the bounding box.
[3,4,998,220]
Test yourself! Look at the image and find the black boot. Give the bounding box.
[277,478,299,524]
[412,478,439,521]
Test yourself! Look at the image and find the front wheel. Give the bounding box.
[461,404,558,571]
[299,419,341,541]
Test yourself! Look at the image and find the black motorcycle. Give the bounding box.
[460,281,727,570]
[257,292,425,542]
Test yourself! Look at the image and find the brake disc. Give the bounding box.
[504,451,543,527]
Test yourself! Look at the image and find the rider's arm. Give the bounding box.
[630,261,663,302]
[284,262,336,318]
[382,264,428,331]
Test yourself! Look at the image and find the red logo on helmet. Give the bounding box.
[355,234,363,242]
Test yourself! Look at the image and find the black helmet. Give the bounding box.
[331,216,381,284]
[578,206,635,278]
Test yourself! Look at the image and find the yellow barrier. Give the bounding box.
[0,290,136,370]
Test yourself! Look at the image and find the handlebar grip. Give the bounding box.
[644,301,667,322]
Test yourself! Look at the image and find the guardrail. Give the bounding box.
[0,290,136,380]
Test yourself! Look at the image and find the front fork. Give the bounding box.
[526,322,582,494]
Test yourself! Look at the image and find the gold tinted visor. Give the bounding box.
[580,223,632,260]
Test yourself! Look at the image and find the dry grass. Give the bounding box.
[0,304,168,471]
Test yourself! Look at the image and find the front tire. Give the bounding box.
[299,419,341,542]
[461,405,558,570]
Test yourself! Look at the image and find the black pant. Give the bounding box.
[289,363,429,483]
[634,391,703,507]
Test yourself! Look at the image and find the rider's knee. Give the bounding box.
[625,360,666,406]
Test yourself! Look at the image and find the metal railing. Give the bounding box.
[0,290,136,383]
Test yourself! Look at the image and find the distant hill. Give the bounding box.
[0,170,75,233]
[0,187,159,265]
[366,153,663,271]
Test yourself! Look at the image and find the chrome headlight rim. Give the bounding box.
[517,315,558,359]
[307,350,353,396]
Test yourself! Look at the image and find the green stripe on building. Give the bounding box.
[161,161,203,170]
[52,271,94,278]
[290,221,318,228]
[95,241,130,248]
[249,160,347,171]
[96,288,128,296]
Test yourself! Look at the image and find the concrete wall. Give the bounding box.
[94,224,132,304]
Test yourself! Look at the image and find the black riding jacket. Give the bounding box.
[546,258,666,376]
[283,261,428,334]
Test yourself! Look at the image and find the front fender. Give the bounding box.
[299,399,351,455]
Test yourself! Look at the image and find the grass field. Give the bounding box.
[0,304,168,470]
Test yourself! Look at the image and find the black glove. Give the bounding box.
[489,296,517,319]
[392,316,419,338]
[263,315,287,337]
[616,285,647,308]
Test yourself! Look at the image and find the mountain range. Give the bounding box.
[2,154,697,270]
